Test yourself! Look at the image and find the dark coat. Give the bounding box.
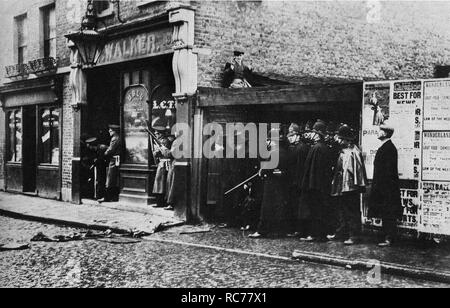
[298,140,333,220]
[288,141,310,190]
[257,144,290,234]
[368,140,403,220]
[104,134,121,189]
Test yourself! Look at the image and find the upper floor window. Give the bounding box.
[42,5,56,59]
[15,14,27,64]
[93,0,113,18]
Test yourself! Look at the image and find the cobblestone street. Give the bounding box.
[0,216,447,288]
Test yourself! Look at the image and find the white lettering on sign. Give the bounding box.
[98,29,174,66]
[153,100,176,110]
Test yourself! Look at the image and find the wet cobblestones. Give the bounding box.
[0,216,448,288]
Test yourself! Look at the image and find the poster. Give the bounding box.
[423,80,450,131]
[361,78,450,235]
[422,131,450,182]
[420,182,450,235]
[389,81,422,180]
[361,82,390,179]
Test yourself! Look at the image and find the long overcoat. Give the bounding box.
[104,134,121,189]
[257,144,290,234]
[368,140,403,220]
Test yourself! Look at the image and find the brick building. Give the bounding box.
[0,0,449,222]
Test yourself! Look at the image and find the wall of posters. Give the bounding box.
[361,78,450,235]
[423,80,450,131]
[422,131,450,182]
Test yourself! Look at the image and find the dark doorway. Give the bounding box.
[22,106,36,193]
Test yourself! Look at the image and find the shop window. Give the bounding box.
[42,5,56,59]
[40,107,60,165]
[93,0,113,18]
[15,14,27,64]
[7,110,23,162]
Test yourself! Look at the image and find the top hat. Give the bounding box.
[312,119,327,137]
[337,124,355,141]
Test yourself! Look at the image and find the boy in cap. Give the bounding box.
[329,124,368,245]
[368,121,402,247]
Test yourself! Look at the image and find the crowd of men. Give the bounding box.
[225,119,402,247]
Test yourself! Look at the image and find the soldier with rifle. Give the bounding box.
[150,117,174,208]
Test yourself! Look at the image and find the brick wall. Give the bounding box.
[192,0,450,87]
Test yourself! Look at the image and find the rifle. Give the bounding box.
[224,172,260,196]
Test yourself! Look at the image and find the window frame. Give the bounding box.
[14,14,28,65]
[6,108,23,164]
[38,105,60,166]
[41,4,56,59]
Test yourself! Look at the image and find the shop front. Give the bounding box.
[72,6,196,219]
[0,76,62,199]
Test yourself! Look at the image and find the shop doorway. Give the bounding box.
[22,106,36,193]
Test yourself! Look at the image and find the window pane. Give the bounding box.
[49,8,56,39]
[50,109,59,165]
[8,112,15,162]
[15,110,22,162]
[18,46,25,64]
[41,108,51,163]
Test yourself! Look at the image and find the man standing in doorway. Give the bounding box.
[98,124,121,203]
[368,121,402,247]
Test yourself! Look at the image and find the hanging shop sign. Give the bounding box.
[97,27,174,67]
[361,78,450,235]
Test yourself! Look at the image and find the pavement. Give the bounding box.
[0,191,449,285]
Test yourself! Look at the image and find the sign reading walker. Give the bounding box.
[97,27,174,66]
[361,78,450,236]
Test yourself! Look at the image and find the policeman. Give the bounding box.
[98,124,121,203]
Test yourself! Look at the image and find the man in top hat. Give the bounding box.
[368,121,402,247]
[299,119,334,242]
[286,123,311,236]
[151,117,174,208]
[98,124,121,203]
[223,50,253,88]
[329,124,368,245]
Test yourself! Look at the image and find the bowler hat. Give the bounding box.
[337,124,355,141]
[233,50,244,56]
